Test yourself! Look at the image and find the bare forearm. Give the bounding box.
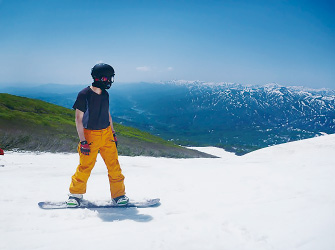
[76,120,86,142]
[75,109,86,142]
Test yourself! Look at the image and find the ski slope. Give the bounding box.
[0,134,334,250]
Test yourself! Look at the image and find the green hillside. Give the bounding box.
[0,93,214,158]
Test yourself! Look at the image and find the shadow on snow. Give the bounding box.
[88,204,160,222]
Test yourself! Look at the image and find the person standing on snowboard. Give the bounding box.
[67,63,129,207]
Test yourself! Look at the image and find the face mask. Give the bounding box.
[92,76,114,90]
[92,81,111,90]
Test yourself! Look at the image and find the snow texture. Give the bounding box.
[0,134,334,250]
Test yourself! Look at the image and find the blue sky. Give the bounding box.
[0,0,334,89]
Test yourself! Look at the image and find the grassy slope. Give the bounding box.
[0,93,214,158]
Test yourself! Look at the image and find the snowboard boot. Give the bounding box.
[67,194,83,208]
[113,195,129,206]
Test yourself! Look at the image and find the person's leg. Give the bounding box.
[69,130,100,194]
[99,127,126,199]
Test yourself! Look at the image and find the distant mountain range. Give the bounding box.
[1,81,334,154]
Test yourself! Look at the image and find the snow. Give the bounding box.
[188,146,237,158]
[1,135,335,250]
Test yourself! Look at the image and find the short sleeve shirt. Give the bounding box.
[72,86,110,130]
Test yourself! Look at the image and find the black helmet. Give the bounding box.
[91,63,115,90]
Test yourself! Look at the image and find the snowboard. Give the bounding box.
[38,198,160,210]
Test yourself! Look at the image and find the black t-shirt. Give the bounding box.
[72,86,110,130]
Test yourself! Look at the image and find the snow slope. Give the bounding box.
[0,135,334,250]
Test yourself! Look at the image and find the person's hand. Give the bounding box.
[113,132,118,147]
[80,141,90,155]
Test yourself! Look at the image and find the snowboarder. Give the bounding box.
[67,63,129,208]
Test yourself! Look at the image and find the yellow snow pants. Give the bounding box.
[69,126,125,198]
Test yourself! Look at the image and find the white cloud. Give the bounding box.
[136,66,151,72]
[135,66,173,74]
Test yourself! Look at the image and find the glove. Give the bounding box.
[0,148,4,155]
[80,140,90,155]
[113,132,118,147]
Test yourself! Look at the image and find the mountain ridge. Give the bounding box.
[109,81,335,153]
[1,81,334,155]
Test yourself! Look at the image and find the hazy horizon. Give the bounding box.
[0,80,334,91]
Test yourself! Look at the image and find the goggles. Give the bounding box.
[95,75,115,83]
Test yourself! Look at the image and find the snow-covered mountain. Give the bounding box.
[176,81,335,135]
[1,134,334,250]
[109,81,335,154]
